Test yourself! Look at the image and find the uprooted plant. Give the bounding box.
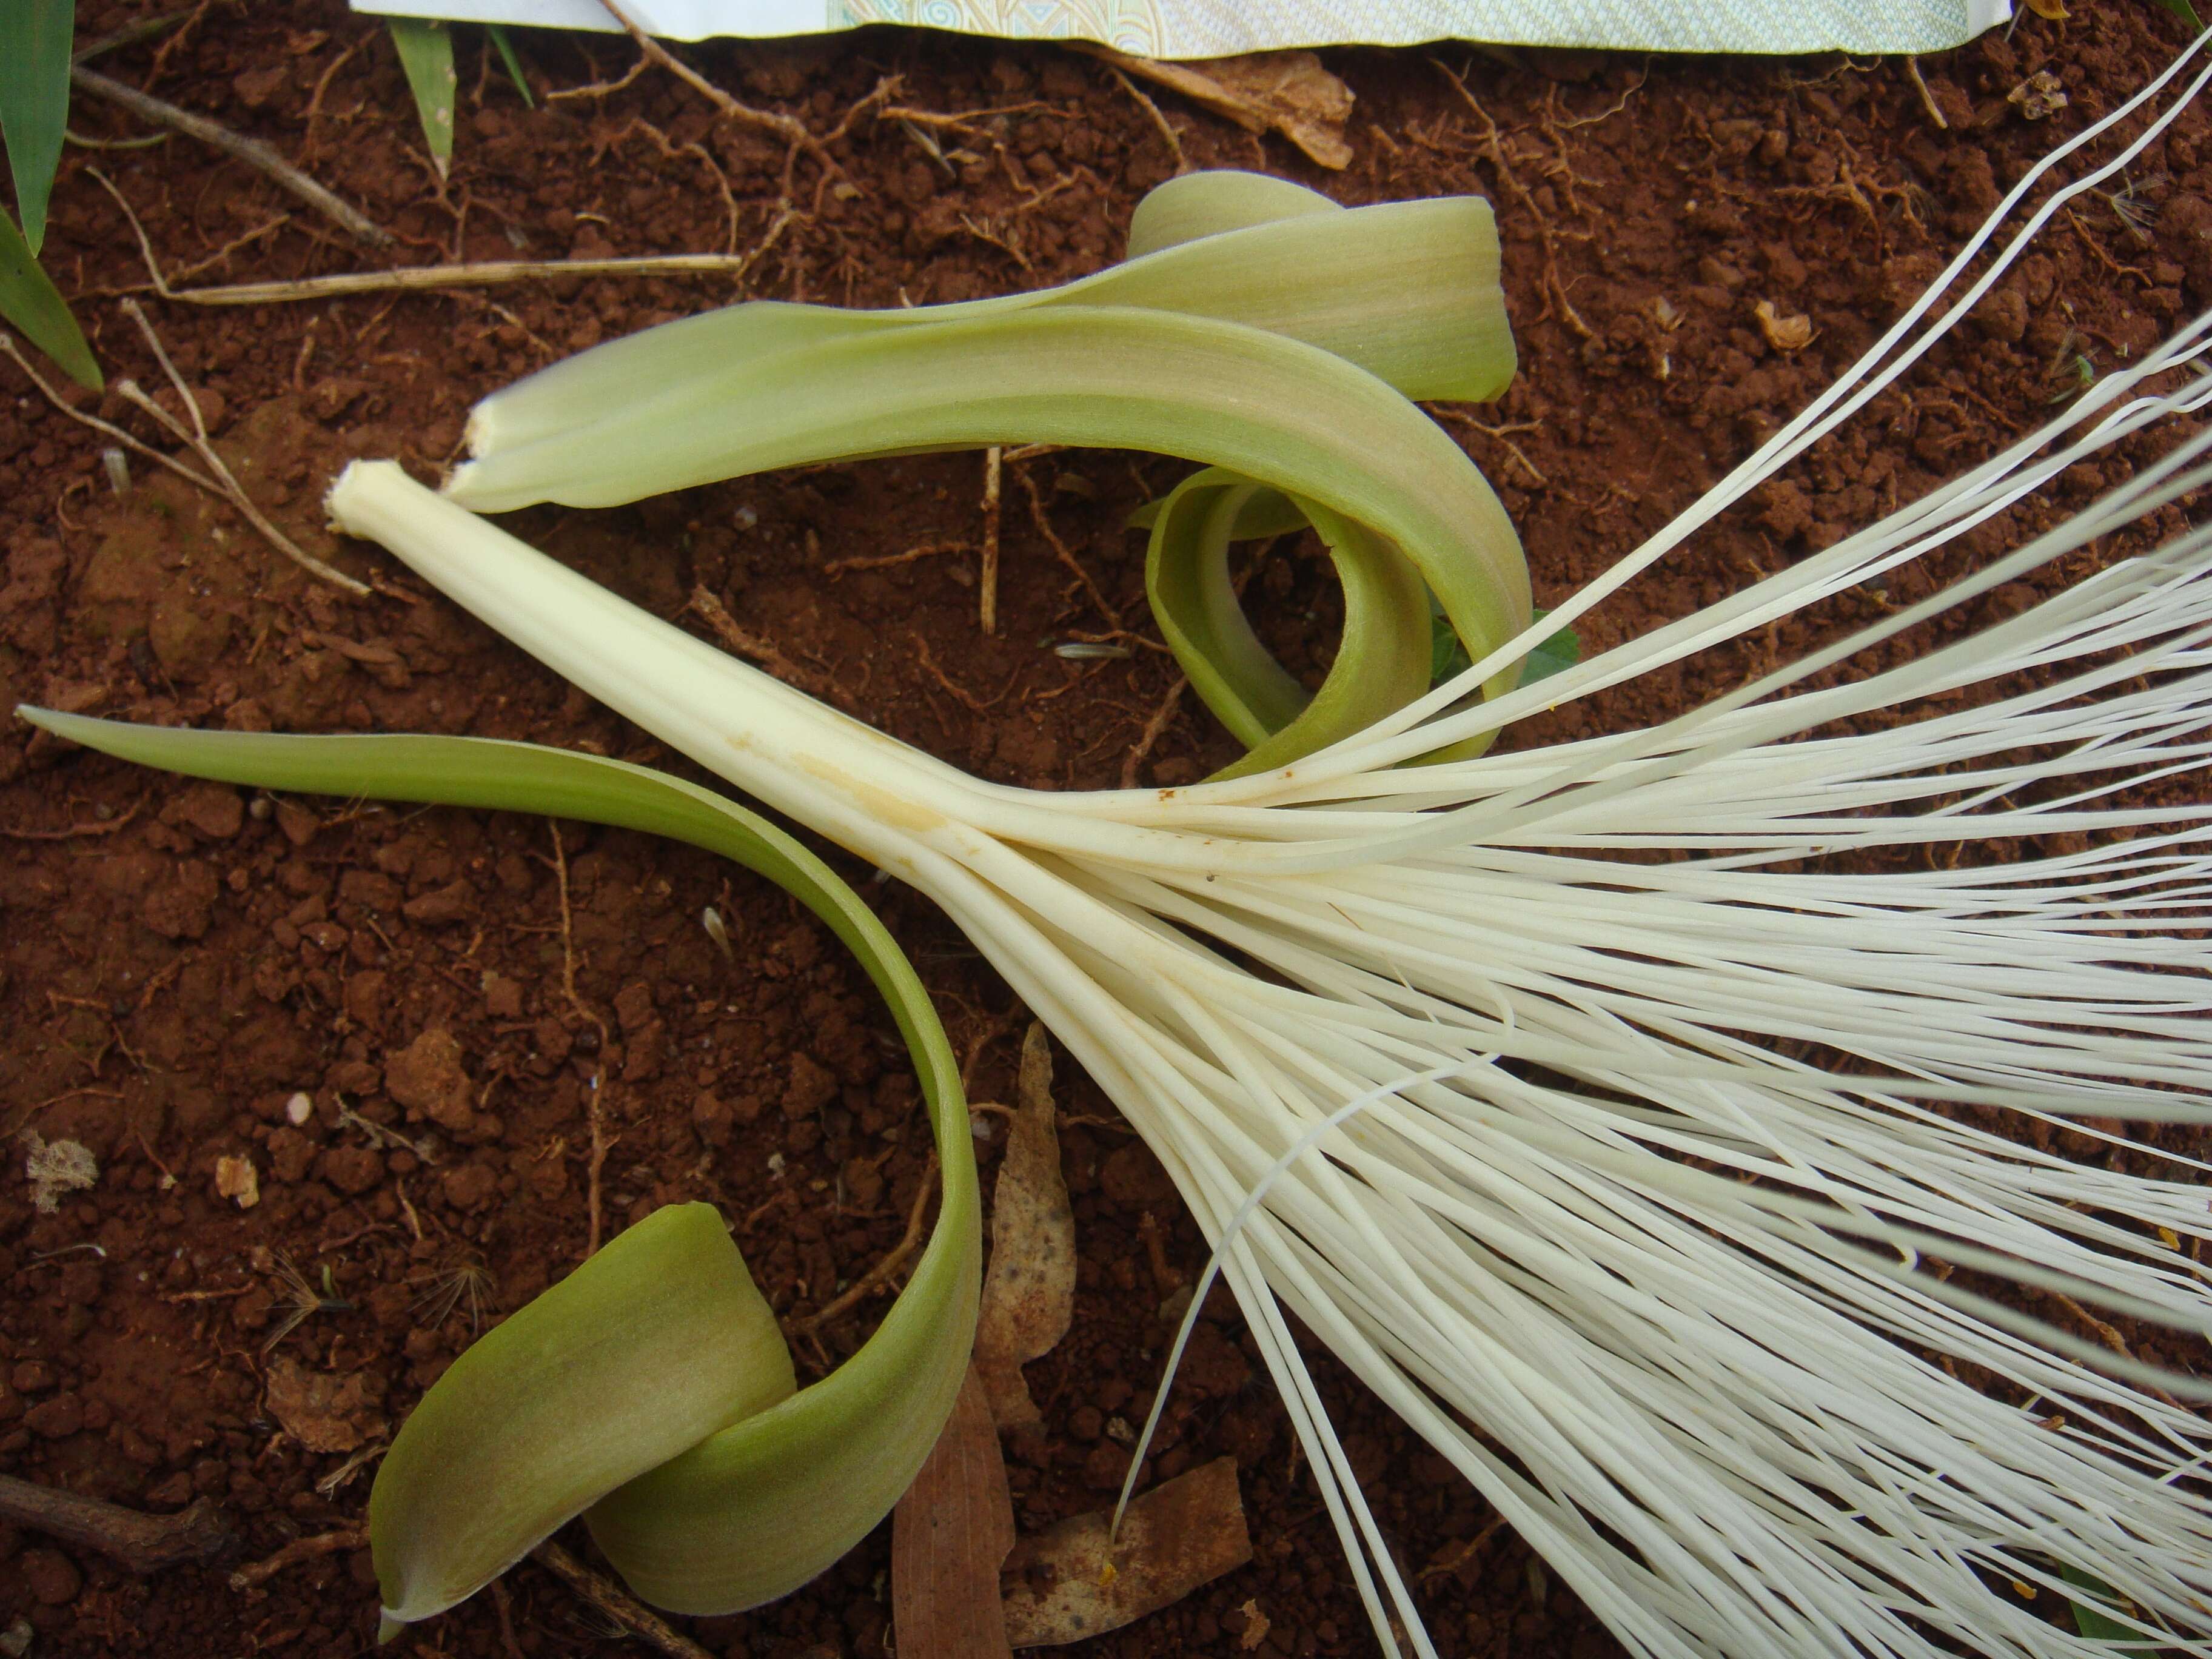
[25,54,2212,1658]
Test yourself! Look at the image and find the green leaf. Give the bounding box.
[2060,1563,2147,1643]
[2148,0,2204,31]
[448,308,1530,746]
[1145,467,1430,780]
[486,24,534,109]
[1432,606,1578,688]
[0,0,71,253]
[462,183,1515,457]
[11,709,981,1628]
[387,16,456,178]
[1520,613,1582,686]
[0,204,98,389]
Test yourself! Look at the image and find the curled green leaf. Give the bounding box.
[451,307,1529,723]
[449,170,1528,772]
[1142,468,1431,779]
[13,708,981,1631]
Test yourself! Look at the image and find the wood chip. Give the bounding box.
[1002,1458,1253,1647]
[2008,70,2068,122]
[1236,1598,1270,1650]
[214,1152,260,1209]
[974,1024,1076,1433]
[894,1365,1016,1659]
[1753,299,1815,353]
[264,1358,384,1454]
[1082,47,1355,170]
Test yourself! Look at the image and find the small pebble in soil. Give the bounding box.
[18,1548,80,1605]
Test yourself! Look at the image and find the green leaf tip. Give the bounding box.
[0,0,72,253]
[371,1201,793,1627]
[0,204,99,390]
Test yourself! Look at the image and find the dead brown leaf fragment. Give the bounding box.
[1001,1458,1253,1647]
[974,1023,1076,1432]
[2024,0,2067,17]
[1754,299,1815,353]
[264,1358,384,1454]
[1081,47,1354,170]
[894,1365,1016,1659]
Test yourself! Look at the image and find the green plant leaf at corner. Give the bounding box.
[2148,0,2204,33]
[1432,605,1578,688]
[387,17,457,177]
[487,25,534,109]
[10,710,981,1628]
[0,206,98,389]
[2060,1563,2149,1643]
[0,0,72,253]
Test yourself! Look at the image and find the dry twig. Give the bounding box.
[797,1154,939,1333]
[96,157,793,305]
[71,65,389,246]
[0,317,367,598]
[169,243,791,306]
[1105,65,1187,172]
[980,446,1004,635]
[1019,468,1121,623]
[823,538,971,577]
[686,586,855,708]
[1121,675,1189,790]
[593,0,828,169]
[115,300,372,595]
[0,1476,233,1574]
[531,1538,714,1659]
[1433,59,1594,339]
[1905,57,1949,131]
[229,1526,362,1590]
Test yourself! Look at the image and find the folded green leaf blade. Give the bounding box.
[586,1163,980,1612]
[488,24,534,108]
[370,1201,792,1629]
[463,185,1512,456]
[1,204,98,389]
[15,707,982,1628]
[1123,168,1341,257]
[0,0,71,253]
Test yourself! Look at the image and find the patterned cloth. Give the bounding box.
[355,0,2011,57]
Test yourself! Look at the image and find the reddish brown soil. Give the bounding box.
[0,4,2205,1657]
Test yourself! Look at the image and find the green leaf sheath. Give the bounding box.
[0,0,70,252]
[386,17,456,176]
[12,710,982,1628]
[0,199,96,389]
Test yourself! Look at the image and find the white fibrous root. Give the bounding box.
[324,44,2212,1659]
